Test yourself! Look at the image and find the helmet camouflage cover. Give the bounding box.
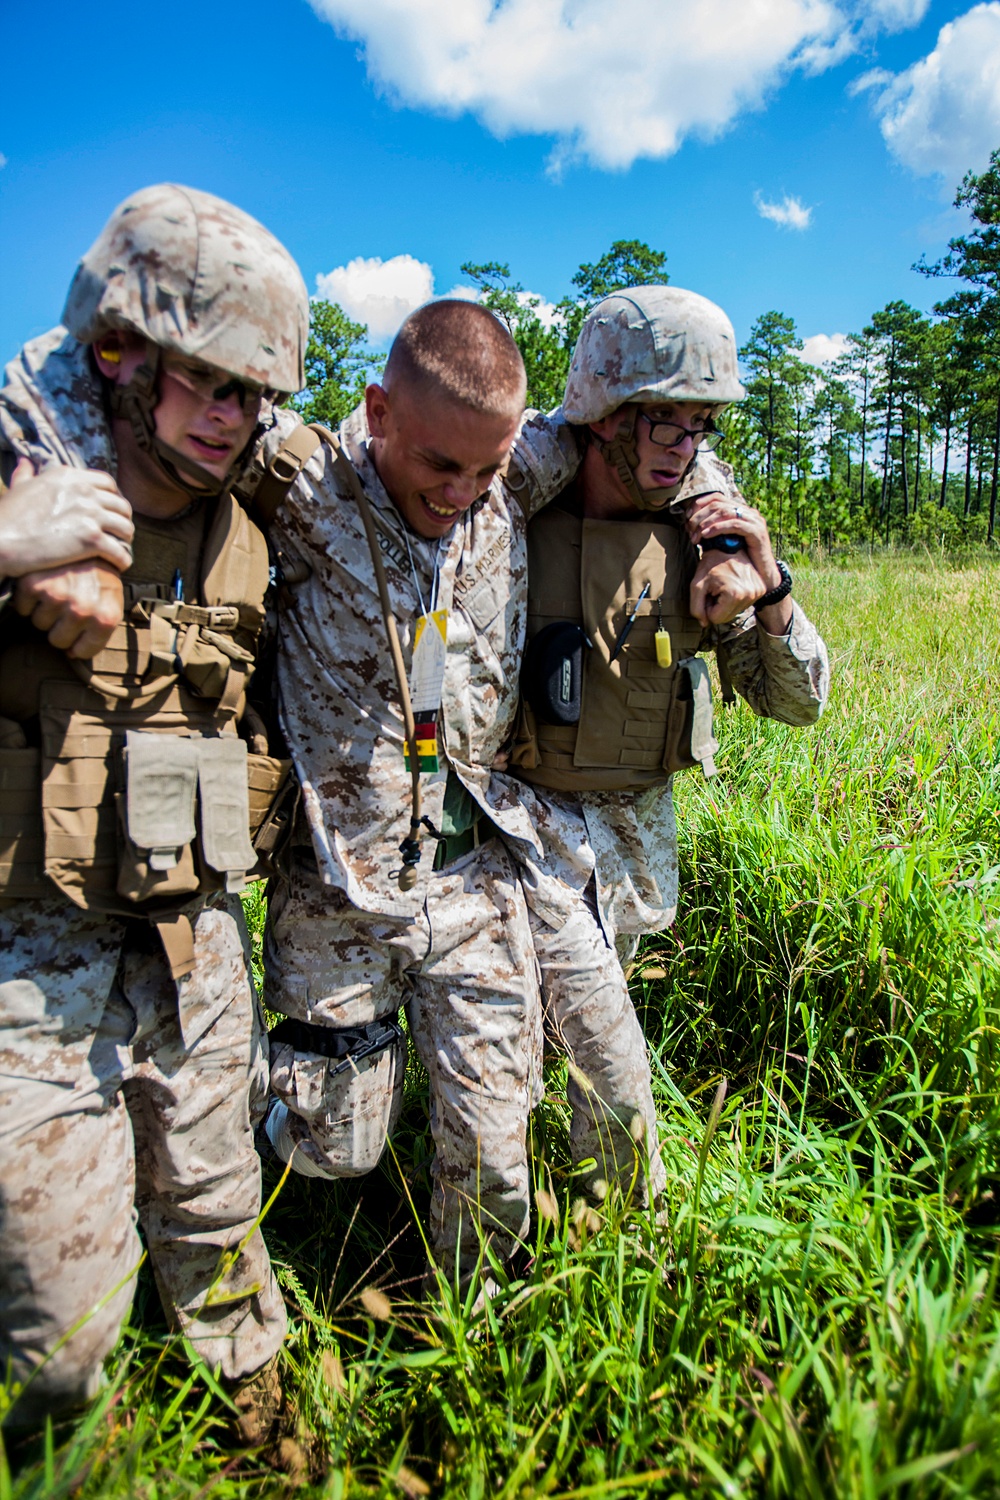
[63,183,309,394]
[563,285,745,424]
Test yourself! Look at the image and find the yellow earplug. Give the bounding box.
[655,628,672,668]
[98,342,121,365]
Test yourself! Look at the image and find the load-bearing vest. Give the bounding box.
[511,496,719,792]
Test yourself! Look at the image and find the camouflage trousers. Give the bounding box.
[531,883,666,1208]
[265,838,543,1280]
[0,896,286,1429]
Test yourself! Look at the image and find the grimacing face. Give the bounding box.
[595,398,723,504]
[366,381,520,540]
[94,333,263,488]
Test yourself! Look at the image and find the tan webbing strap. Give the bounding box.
[251,425,323,527]
[152,911,196,981]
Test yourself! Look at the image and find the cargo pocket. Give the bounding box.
[662,657,718,778]
[116,731,201,901]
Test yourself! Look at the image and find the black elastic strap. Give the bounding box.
[269,1013,405,1076]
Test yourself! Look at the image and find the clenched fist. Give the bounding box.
[14,561,125,659]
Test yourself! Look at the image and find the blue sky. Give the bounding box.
[3,0,998,368]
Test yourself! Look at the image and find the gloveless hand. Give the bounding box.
[684,491,782,592]
[689,548,767,627]
[0,459,134,576]
[14,560,125,659]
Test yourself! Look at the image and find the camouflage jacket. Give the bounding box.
[510,450,831,939]
[0,328,119,481]
[255,402,581,920]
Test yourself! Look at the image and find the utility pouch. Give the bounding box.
[663,657,718,778]
[521,621,589,726]
[178,622,252,703]
[198,736,256,892]
[247,753,297,866]
[116,731,201,902]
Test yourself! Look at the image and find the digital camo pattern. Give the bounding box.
[563,285,745,423]
[530,896,665,1208]
[0,897,283,1426]
[508,440,829,942]
[63,184,309,394]
[0,328,118,481]
[255,400,581,923]
[511,595,828,941]
[0,321,282,1427]
[266,839,543,1278]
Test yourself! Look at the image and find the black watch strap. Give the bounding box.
[755,559,792,610]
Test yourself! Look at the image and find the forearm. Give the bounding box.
[717,601,829,724]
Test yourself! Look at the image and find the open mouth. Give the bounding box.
[188,435,232,462]
[422,495,458,520]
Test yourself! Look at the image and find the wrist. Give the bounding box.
[755,559,792,611]
[757,558,783,592]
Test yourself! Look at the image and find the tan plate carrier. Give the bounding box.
[511,504,718,792]
[0,491,294,979]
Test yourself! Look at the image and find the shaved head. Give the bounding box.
[384,300,526,420]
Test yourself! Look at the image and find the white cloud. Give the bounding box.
[862,0,930,30]
[755,192,813,229]
[308,0,925,172]
[0,153,7,169]
[314,256,556,343]
[516,290,560,328]
[800,332,849,365]
[441,282,480,303]
[862,3,1000,181]
[315,253,434,341]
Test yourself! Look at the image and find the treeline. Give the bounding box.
[293,151,1000,551]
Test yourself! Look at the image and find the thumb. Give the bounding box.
[10,456,36,487]
[689,574,709,628]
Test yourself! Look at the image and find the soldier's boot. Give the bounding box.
[225,1353,284,1447]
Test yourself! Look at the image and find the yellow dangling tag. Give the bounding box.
[655,628,673,669]
[405,609,448,772]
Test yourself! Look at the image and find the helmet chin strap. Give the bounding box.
[105,341,244,499]
[593,406,694,515]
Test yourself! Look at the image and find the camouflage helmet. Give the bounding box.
[63,183,309,395]
[563,285,745,424]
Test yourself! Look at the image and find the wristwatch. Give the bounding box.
[755,559,792,610]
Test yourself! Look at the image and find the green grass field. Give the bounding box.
[6,552,1000,1499]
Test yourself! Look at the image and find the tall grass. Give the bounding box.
[6,553,1000,1498]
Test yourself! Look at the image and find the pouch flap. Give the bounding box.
[125,731,198,869]
[679,657,718,777]
[197,736,256,889]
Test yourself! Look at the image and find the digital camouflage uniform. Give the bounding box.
[257,401,581,1277]
[515,449,830,945]
[0,186,307,1424]
[509,291,829,1209]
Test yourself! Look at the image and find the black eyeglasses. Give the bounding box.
[641,413,725,451]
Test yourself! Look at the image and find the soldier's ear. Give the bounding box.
[365,382,390,440]
[92,331,148,385]
[589,410,624,443]
[93,333,126,380]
